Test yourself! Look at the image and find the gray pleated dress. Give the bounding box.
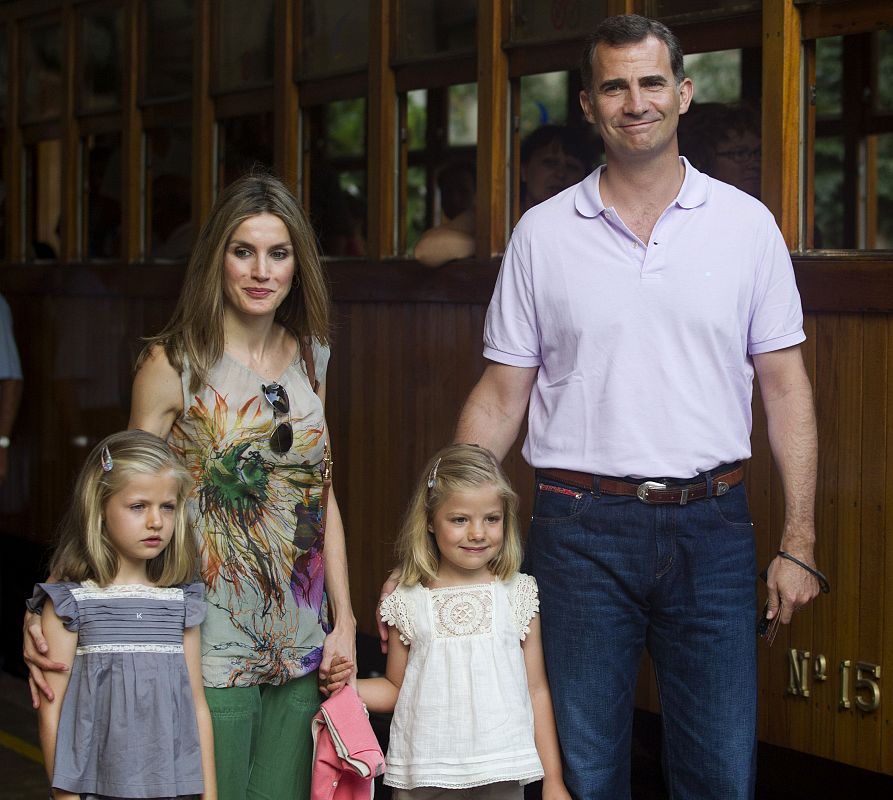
[39,581,206,800]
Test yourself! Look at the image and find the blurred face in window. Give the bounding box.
[521,140,588,211]
[713,129,761,198]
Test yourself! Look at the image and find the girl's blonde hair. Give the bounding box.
[50,430,196,587]
[138,171,330,394]
[397,444,522,585]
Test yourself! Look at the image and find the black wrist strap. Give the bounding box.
[777,550,831,594]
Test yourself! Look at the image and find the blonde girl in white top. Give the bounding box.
[325,444,570,800]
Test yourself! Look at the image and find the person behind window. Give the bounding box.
[436,159,476,222]
[678,101,761,198]
[413,125,593,269]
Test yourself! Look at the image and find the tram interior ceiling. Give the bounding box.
[0,0,891,787]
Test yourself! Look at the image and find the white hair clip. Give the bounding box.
[426,457,442,490]
[100,445,114,473]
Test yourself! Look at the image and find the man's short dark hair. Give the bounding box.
[581,14,685,92]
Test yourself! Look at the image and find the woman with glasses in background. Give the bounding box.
[677,101,762,199]
[25,172,356,800]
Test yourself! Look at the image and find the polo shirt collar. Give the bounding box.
[574,156,708,218]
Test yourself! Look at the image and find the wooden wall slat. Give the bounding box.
[883,318,893,775]
[856,315,887,768]
[833,315,863,766]
[811,313,840,762]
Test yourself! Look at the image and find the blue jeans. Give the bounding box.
[526,472,757,800]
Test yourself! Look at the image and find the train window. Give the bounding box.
[519,72,571,139]
[82,132,123,260]
[306,99,367,257]
[395,0,476,62]
[21,20,62,124]
[877,30,893,113]
[810,30,893,249]
[685,49,742,103]
[448,82,478,147]
[399,84,477,258]
[142,0,195,103]
[78,5,123,114]
[145,125,192,261]
[509,0,607,44]
[23,139,61,261]
[217,112,275,190]
[215,0,274,93]
[299,0,369,78]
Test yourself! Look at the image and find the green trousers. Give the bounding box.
[205,673,321,800]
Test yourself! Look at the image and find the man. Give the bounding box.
[455,14,820,800]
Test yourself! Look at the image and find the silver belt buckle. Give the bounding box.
[636,480,667,503]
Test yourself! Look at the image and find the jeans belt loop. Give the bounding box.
[592,475,601,498]
[704,472,713,501]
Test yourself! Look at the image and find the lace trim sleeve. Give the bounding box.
[509,573,539,641]
[379,587,414,645]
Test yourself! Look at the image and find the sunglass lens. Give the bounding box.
[262,383,290,414]
[270,422,293,454]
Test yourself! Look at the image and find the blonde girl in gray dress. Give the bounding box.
[35,430,216,800]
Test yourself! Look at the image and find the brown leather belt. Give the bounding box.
[537,464,744,506]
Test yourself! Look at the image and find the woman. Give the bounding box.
[26,172,356,800]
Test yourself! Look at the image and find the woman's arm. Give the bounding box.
[36,601,79,800]
[315,380,357,684]
[357,626,407,714]
[128,343,184,435]
[184,626,217,800]
[23,600,69,708]
[522,614,572,800]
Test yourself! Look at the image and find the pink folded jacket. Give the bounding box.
[311,685,386,800]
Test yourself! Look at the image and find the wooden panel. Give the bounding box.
[809,313,839,762]
[884,319,893,775]
[855,315,886,769]
[366,0,397,259]
[475,0,509,261]
[762,0,801,246]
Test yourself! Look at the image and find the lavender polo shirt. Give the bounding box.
[483,159,805,479]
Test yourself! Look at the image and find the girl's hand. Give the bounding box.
[23,609,68,708]
[319,655,354,696]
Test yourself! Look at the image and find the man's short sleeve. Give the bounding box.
[748,213,805,356]
[482,229,542,368]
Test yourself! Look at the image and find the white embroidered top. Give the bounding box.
[379,573,544,790]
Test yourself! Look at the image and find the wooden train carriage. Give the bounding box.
[0,0,891,780]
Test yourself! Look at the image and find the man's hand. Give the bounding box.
[764,549,821,625]
[23,610,69,707]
